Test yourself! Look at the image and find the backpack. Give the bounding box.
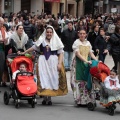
[107,24,115,34]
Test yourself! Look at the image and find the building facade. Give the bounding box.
[91,0,120,14]
[84,0,120,15]
[0,0,84,17]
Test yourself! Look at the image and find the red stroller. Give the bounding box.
[90,62,120,115]
[4,54,37,108]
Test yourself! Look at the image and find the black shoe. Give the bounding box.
[47,101,52,105]
[65,68,68,72]
[2,82,7,87]
[67,68,71,71]
[42,100,46,105]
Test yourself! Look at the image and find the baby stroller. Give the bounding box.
[90,62,120,115]
[3,54,37,108]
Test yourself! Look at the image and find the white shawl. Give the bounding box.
[10,31,28,50]
[35,25,64,51]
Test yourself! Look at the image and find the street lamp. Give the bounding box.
[76,0,80,18]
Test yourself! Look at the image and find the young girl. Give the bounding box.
[100,69,120,107]
[104,69,120,90]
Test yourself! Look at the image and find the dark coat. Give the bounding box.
[87,31,99,54]
[61,28,77,52]
[94,35,108,54]
[23,20,36,40]
[107,33,120,60]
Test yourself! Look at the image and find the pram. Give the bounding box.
[3,54,37,108]
[90,62,120,116]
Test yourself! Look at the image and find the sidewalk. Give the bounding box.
[66,55,114,91]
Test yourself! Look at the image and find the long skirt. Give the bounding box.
[70,57,96,105]
[37,55,68,96]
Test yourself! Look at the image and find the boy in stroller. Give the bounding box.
[4,55,37,108]
[12,63,27,81]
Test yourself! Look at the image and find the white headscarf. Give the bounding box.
[35,25,64,51]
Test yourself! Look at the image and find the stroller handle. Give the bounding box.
[16,72,33,77]
[7,53,26,59]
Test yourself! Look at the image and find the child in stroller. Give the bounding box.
[90,62,120,115]
[4,55,37,108]
[12,63,27,81]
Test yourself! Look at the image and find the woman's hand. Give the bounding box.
[87,60,92,65]
[96,49,99,53]
[57,63,62,71]
[17,51,25,55]
[105,36,110,41]
[103,49,108,54]
[17,51,21,55]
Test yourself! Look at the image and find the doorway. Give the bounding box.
[44,2,52,14]
[21,0,31,14]
[60,3,64,15]
[4,0,14,15]
[68,4,74,16]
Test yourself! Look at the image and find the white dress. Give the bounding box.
[33,39,63,90]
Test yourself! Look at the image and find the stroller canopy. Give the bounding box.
[90,62,110,82]
[11,56,33,73]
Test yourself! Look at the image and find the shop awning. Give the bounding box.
[44,0,60,2]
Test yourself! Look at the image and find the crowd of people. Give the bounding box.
[0,11,120,106]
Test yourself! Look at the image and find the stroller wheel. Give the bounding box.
[28,99,32,104]
[87,102,95,111]
[31,101,35,108]
[4,91,9,105]
[15,100,20,108]
[108,108,114,116]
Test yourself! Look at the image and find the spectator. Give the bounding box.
[107,25,120,71]
[0,17,9,86]
[87,25,100,56]
[23,18,36,47]
[94,28,109,63]
[61,21,77,71]
[52,20,61,38]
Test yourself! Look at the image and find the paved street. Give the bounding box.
[0,55,120,120]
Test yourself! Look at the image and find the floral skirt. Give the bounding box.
[71,81,96,105]
[70,58,96,105]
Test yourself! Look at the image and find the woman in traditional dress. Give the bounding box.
[70,29,98,105]
[9,25,29,53]
[20,25,68,105]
